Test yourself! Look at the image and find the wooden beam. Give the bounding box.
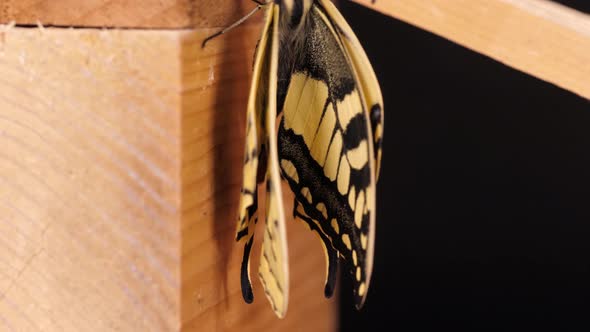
[353,0,590,99]
[0,0,258,28]
[0,23,336,331]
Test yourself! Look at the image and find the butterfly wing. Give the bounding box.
[319,0,384,180]
[277,1,379,309]
[258,4,290,318]
[236,4,289,318]
[235,3,273,304]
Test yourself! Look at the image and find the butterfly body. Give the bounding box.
[235,0,383,318]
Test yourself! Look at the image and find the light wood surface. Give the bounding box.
[353,0,590,99]
[0,0,258,28]
[0,23,337,331]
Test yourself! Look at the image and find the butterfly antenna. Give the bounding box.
[202,2,267,48]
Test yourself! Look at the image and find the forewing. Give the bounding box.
[277,3,377,308]
[320,0,384,180]
[235,5,274,305]
[258,4,290,318]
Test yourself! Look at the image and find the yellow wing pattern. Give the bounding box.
[236,4,289,318]
[277,1,381,309]
[234,0,382,317]
[259,4,290,318]
[320,0,384,180]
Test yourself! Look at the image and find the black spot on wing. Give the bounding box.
[324,244,339,298]
[240,237,255,304]
[342,113,367,150]
[350,163,371,192]
[237,188,258,241]
[361,211,370,234]
[370,104,381,128]
[236,228,249,242]
[246,191,259,218]
[370,104,383,160]
[256,144,268,183]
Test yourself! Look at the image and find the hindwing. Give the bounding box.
[277,0,382,308]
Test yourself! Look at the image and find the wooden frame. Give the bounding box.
[354,0,590,99]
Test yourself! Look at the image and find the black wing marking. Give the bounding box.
[277,2,377,308]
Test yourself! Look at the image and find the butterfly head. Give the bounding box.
[277,0,313,30]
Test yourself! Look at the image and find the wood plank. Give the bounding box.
[0,23,336,331]
[353,0,590,99]
[0,0,258,28]
[0,26,183,332]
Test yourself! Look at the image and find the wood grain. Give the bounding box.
[0,0,261,28]
[0,23,337,331]
[353,0,590,99]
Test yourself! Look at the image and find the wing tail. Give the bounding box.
[293,200,339,298]
[236,5,275,305]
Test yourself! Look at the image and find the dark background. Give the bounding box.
[338,1,590,331]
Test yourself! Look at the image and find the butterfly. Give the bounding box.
[209,0,383,318]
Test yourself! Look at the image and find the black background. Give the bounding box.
[338,1,590,331]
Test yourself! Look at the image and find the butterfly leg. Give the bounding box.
[201,2,267,47]
[293,200,339,298]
